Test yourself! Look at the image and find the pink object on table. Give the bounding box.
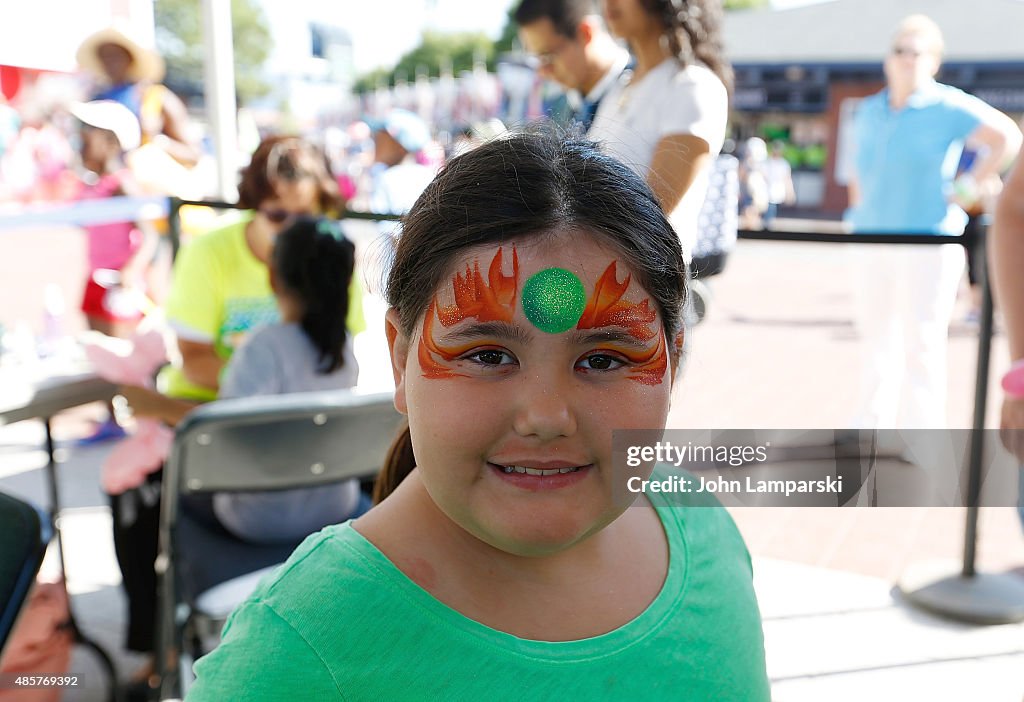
[82,328,174,494]
[100,421,174,494]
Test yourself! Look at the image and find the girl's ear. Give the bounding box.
[385,308,410,415]
[669,330,685,384]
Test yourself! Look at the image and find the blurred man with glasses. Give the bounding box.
[515,0,629,132]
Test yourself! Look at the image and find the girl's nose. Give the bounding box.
[512,373,578,441]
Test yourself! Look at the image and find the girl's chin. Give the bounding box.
[467,508,614,557]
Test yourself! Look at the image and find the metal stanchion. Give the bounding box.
[737,225,1024,623]
[167,196,183,261]
[898,225,1024,624]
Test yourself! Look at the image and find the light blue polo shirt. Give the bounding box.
[847,80,989,235]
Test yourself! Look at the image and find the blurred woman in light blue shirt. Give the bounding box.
[846,14,1021,430]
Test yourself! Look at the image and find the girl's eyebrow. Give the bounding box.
[437,321,534,346]
[569,328,652,349]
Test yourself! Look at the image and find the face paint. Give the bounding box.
[437,246,519,326]
[577,261,668,385]
[417,251,667,385]
[576,261,656,341]
[520,268,587,334]
[418,247,519,378]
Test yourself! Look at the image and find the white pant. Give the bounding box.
[850,243,965,429]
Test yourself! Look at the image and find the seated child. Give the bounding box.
[211,215,363,542]
[186,130,770,700]
[125,215,363,543]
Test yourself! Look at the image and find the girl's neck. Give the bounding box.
[277,296,303,323]
[630,35,673,82]
[355,472,669,640]
[83,157,118,177]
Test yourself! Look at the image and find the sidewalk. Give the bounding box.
[1,236,1022,701]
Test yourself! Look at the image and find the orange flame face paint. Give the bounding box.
[437,247,519,326]
[577,261,667,386]
[418,247,519,378]
[417,253,666,385]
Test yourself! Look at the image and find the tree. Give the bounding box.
[723,0,768,9]
[494,6,519,55]
[154,0,273,104]
[354,31,495,93]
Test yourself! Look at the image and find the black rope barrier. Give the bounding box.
[733,224,1024,624]
[167,197,403,260]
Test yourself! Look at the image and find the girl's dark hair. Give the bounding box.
[375,127,689,502]
[272,216,356,374]
[237,135,343,214]
[641,0,733,95]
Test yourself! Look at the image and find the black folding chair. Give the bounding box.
[0,491,52,654]
[153,389,403,700]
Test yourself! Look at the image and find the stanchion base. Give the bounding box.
[899,572,1024,625]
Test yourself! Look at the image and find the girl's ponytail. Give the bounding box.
[373,422,416,503]
[273,217,355,374]
[300,230,355,373]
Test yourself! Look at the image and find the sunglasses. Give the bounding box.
[890,46,926,58]
[259,208,312,224]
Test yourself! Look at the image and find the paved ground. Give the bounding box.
[1,223,1022,701]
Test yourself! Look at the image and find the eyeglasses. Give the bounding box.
[528,38,572,69]
[890,46,926,58]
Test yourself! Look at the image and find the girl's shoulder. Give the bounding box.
[670,62,727,95]
[243,523,387,626]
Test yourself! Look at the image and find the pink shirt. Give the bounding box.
[78,171,141,272]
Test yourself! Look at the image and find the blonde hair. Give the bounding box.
[893,14,945,56]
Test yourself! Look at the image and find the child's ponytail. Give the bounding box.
[373,421,416,503]
[273,217,356,374]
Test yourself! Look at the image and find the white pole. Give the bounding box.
[202,0,239,202]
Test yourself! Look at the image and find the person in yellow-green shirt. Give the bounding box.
[160,135,363,400]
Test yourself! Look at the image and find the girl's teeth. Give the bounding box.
[501,465,581,475]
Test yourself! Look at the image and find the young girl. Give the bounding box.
[186,130,769,700]
[72,100,158,443]
[72,100,157,337]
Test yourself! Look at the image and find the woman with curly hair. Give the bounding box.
[590,0,731,262]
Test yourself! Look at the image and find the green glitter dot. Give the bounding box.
[521,268,586,334]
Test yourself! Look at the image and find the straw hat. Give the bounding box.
[70,100,142,151]
[76,23,165,83]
